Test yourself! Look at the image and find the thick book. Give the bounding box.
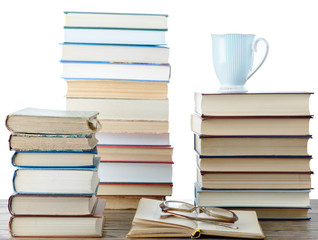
[64,27,166,45]
[195,182,311,208]
[9,133,98,152]
[98,119,169,134]
[11,148,97,168]
[222,207,310,220]
[8,194,98,216]
[191,114,311,136]
[66,97,169,121]
[64,11,168,29]
[6,107,100,134]
[62,61,171,82]
[126,198,264,239]
[98,196,165,210]
[195,135,310,157]
[65,79,168,100]
[197,168,312,190]
[9,198,106,237]
[197,155,312,172]
[97,182,172,196]
[61,43,169,64]
[13,158,100,194]
[194,92,312,116]
[97,145,173,162]
[96,133,170,146]
[99,161,173,183]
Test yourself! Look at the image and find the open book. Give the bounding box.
[127,198,264,239]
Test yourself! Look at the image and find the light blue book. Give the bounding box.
[64,11,168,30]
[64,27,166,45]
[61,43,169,64]
[13,157,100,195]
[61,60,170,82]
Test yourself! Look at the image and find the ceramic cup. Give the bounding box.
[211,34,269,92]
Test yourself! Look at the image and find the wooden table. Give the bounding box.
[0,199,317,239]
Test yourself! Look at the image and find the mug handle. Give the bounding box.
[247,38,269,80]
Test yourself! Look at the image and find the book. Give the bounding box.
[99,162,173,183]
[197,169,312,190]
[222,207,310,220]
[6,107,100,134]
[195,183,310,208]
[13,159,100,194]
[96,133,170,146]
[64,12,168,29]
[11,148,97,168]
[97,183,172,196]
[191,114,311,136]
[64,27,166,45]
[9,198,106,237]
[8,194,98,216]
[194,92,312,116]
[65,79,168,99]
[197,155,312,172]
[99,119,169,134]
[62,61,171,82]
[9,133,98,151]
[195,135,310,156]
[61,43,169,64]
[66,98,169,121]
[97,145,173,162]
[126,198,265,239]
[98,196,164,209]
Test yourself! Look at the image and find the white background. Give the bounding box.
[0,0,317,200]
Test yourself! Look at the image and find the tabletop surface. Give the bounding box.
[0,199,317,240]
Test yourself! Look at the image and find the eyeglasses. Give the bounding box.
[159,200,239,229]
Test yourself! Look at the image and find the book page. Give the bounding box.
[134,198,197,230]
[197,210,264,238]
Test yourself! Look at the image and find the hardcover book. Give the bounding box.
[64,27,166,45]
[65,79,168,99]
[194,92,312,116]
[13,158,100,195]
[9,199,106,237]
[97,145,173,162]
[61,43,169,64]
[9,133,98,151]
[99,161,173,183]
[11,148,97,168]
[6,107,100,134]
[66,98,169,121]
[195,135,310,157]
[64,11,168,29]
[62,61,171,82]
[97,182,172,196]
[191,114,311,136]
[96,133,170,146]
[8,194,98,216]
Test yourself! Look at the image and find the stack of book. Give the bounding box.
[62,12,173,209]
[6,108,105,237]
[191,92,313,220]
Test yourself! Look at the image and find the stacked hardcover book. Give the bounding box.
[191,92,313,220]
[6,108,105,237]
[62,12,173,209]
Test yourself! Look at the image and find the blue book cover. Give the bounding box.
[13,158,100,195]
